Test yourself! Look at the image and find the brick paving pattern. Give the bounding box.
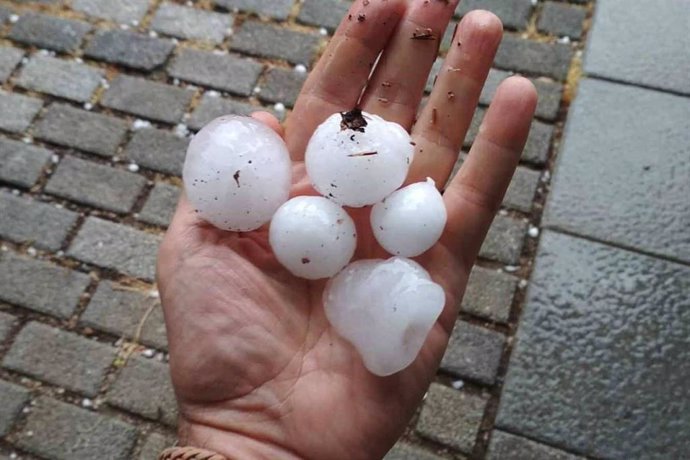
[7,0,677,459]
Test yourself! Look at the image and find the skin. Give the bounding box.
[157,1,538,459]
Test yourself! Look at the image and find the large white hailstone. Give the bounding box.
[269,196,357,279]
[305,109,414,208]
[371,178,447,257]
[324,257,445,376]
[183,116,291,232]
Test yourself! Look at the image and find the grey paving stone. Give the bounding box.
[495,35,573,80]
[425,57,444,94]
[45,156,146,213]
[169,49,262,96]
[139,183,180,228]
[585,0,690,95]
[498,231,690,459]
[0,90,42,133]
[9,13,91,53]
[457,0,532,30]
[298,0,349,31]
[488,430,584,460]
[479,69,563,121]
[0,252,90,318]
[139,432,176,460]
[108,356,177,426]
[35,103,128,157]
[441,321,506,385]
[258,67,307,108]
[85,29,174,71]
[463,107,485,147]
[480,215,528,265]
[125,128,188,176]
[523,120,553,165]
[504,166,540,212]
[3,322,114,396]
[544,79,690,263]
[232,21,320,65]
[0,380,29,437]
[152,2,231,44]
[417,384,487,453]
[0,138,51,188]
[68,217,161,280]
[0,192,78,251]
[16,397,138,460]
[0,46,24,83]
[82,281,168,350]
[102,75,193,124]
[384,442,445,460]
[440,20,458,54]
[462,266,518,323]
[216,0,293,20]
[0,312,17,343]
[72,0,151,24]
[0,6,11,24]
[16,55,104,103]
[538,2,586,39]
[188,94,257,131]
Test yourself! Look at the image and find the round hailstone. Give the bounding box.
[371,178,447,257]
[269,196,357,280]
[305,109,414,208]
[324,257,445,376]
[183,116,291,232]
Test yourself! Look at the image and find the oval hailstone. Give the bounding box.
[371,178,447,257]
[183,116,291,232]
[269,196,357,279]
[305,109,414,208]
[324,257,445,376]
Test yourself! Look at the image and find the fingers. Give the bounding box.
[442,76,537,269]
[286,0,407,160]
[359,0,459,129]
[408,10,503,186]
[251,111,284,137]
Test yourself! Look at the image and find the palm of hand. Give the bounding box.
[157,1,537,459]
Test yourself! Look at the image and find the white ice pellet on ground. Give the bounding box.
[127,163,139,172]
[324,257,445,376]
[132,119,152,130]
[274,102,286,112]
[269,196,357,279]
[183,116,291,232]
[371,178,447,257]
[294,64,307,73]
[305,110,414,207]
[528,226,540,238]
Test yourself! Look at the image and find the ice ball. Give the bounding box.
[183,116,291,232]
[269,196,357,279]
[371,178,447,257]
[305,109,414,208]
[324,257,445,376]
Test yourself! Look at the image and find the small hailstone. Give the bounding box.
[127,163,140,172]
[142,348,156,358]
[528,226,540,238]
[9,14,19,23]
[183,115,291,232]
[452,379,465,390]
[27,247,37,256]
[51,154,60,163]
[305,109,414,207]
[325,257,445,376]
[131,19,139,26]
[174,123,190,138]
[11,189,19,196]
[518,279,529,289]
[83,102,93,110]
[206,90,221,98]
[149,30,159,38]
[212,49,228,55]
[319,27,328,36]
[558,36,571,44]
[81,398,94,408]
[120,23,130,30]
[22,136,32,144]
[173,78,180,86]
[253,86,262,94]
[294,64,307,74]
[132,119,152,130]
[101,79,110,89]
[269,196,357,280]
[273,102,286,112]
[371,178,447,257]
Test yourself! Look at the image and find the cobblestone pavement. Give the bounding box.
[1,0,663,458]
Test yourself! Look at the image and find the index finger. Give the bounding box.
[285,0,407,160]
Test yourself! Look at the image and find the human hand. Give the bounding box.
[157,0,537,458]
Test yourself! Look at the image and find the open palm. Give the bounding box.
[157,1,537,458]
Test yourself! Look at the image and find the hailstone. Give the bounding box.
[269,196,357,279]
[305,109,414,208]
[324,257,445,376]
[183,116,291,232]
[371,178,447,257]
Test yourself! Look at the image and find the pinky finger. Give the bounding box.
[442,76,537,270]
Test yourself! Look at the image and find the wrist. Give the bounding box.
[178,419,304,460]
